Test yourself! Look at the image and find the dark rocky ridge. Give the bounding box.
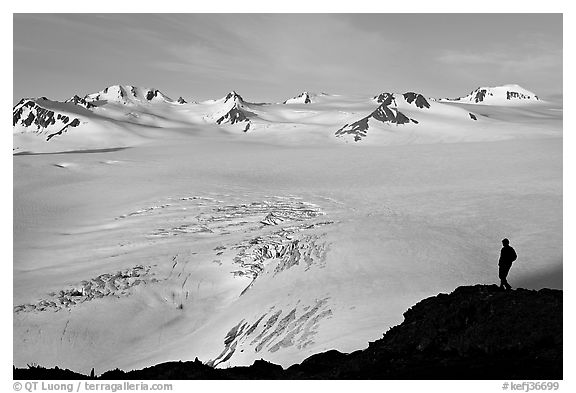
[216,106,250,126]
[224,91,244,104]
[146,89,159,101]
[14,285,561,380]
[336,92,419,141]
[507,90,538,100]
[65,95,95,109]
[13,99,82,140]
[402,92,431,109]
[216,91,252,132]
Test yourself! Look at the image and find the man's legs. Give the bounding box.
[499,264,512,290]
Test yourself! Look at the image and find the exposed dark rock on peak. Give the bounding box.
[83,85,172,104]
[104,85,125,99]
[65,95,95,109]
[144,88,171,102]
[372,105,412,125]
[473,88,488,103]
[13,98,35,111]
[15,284,560,379]
[146,89,158,100]
[373,92,394,105]
[442,85,540,104]
[13,98,82,138]
[374,92,430,109]
[216,106,249,127]
[402,92,430,109]
[507,90,538,100]
[13,99,39,127]
[214,91,253,131]
[45,118,81,141]
[337,93,417,141]
[177,97,187,104]
[224,91,244,103]
[283,92,311,104]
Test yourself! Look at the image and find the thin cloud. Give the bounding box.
[437,47,561,74]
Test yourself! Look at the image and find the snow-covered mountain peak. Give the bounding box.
[373,92,395,105]
[372,92,431,109]
[223,91,244,104]
[441,84,540,105]
[283,92,311,104]
[84,85,128,103]
[13,97,82,138]
[65,95,96,109]
[402,92,431,109]
[84,85,173,105]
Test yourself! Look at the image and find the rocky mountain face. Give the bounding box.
[13,98,82,140]
[401,92,431,109]
[336,92,426,141]
[14,285,562,380]
[65,95,96,109]
[213,91,253,132]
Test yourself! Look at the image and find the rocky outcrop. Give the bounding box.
[65,95,95,109]
[212,91,253,132]
[300,285,562,379]
[216,106,250,126]
[402,92,430,109]
[224,91,244,104]
[13,98,82,139]
[336,92,418,141]
[374,92,430,109]
[14,285,562,379]
[146,89,160,101]
[507,90,537,100]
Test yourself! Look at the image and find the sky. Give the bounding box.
[13,13,563,104]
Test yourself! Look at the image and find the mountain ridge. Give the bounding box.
[440,84,541,105]
[13,83,558,153]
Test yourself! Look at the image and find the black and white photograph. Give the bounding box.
[9,3,568,387]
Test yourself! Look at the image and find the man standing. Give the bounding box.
[499,238,517,290]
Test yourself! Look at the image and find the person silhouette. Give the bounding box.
[498,238,517,290]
